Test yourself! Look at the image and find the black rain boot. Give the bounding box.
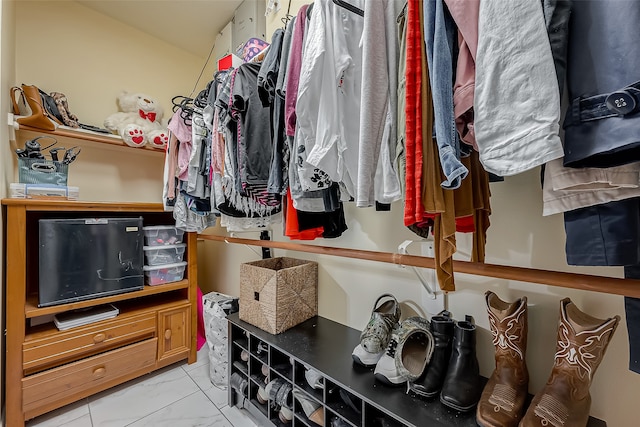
[440,315,482,412]
[409,311,454,397]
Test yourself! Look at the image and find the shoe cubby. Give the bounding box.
[249,356,269,386]
[293,412,314,427]
[249,380,269,417]
[231,345,249,375]
[325,380,362,426]
[229,367,249,410]
[364,405,405,427]
[231,323,249,350]
[270,408,291,427]
[228,314,608,427]
[271,346,294,381]
[249,357,270,387]
[294,361,324,401]
[251,336,270,364]
[293,389,324,427]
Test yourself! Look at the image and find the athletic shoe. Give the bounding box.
[305,367,324,390]
[374,316,433,386]
[352,294,401,367]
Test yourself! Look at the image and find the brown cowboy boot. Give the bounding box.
[520,298,620,427]
[477,292,529,427]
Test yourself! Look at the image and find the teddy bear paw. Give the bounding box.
[122,125,147,147]
[149,131,168,148]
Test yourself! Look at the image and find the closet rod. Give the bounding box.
[200,234,640,298]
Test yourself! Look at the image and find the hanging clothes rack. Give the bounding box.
[200,234,640,298]
[332,0,364,17]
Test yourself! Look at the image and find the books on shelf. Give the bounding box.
[54,304,119,331]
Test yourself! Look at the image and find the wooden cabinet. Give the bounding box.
[157,304,191,366]
[2,199,198,427]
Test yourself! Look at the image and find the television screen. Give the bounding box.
[38,217,144,307]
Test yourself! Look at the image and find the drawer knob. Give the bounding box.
[93,367,106,378]
[164,329,172,340]
[93,333,106,343]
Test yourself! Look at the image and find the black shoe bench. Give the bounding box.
[227,314,606,427]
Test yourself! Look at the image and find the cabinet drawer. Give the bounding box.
[23,312,156,374]
[23,338,157,417]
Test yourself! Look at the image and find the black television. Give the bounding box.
[38,217,144,307]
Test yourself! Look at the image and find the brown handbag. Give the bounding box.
[11,84,60,131]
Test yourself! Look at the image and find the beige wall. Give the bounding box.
[14,0,205,202]
[196,2,640,426]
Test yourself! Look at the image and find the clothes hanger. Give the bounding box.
[194,85,210,109]
[176,97,194,125]
[281,15,294,27]
[332,0,364,17]
[172,95,192,113]
[397,1,408,23]
[281,0,294,28]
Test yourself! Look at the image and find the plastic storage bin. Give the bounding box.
[143,243,186,266]
[143,261,187,286]
[143,225,185,246]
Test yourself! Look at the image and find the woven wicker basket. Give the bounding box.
[239,257,318,335]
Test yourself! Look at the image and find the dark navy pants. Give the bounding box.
[564,198,640,266]
[625,265,640,374]
[565,198,640,374]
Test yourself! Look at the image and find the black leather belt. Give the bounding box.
[564,80,640,127]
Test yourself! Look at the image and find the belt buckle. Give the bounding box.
[605,89,637,116]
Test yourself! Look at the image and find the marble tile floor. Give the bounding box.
[27,346,260,427]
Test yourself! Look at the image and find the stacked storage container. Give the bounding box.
[142,226,187,286]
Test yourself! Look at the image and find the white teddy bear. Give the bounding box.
[104,91,169,148]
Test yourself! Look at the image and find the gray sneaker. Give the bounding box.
[374,316,434,386]
[352,294,401,367]
[304,367,324,390]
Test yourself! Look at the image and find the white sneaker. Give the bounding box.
[352,294,401,367]
[374,317,433,386]
[373,337,405,386]
[352,344,385,367]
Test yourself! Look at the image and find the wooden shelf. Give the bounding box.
[12,118,165,153]
[2,198,166,212]
[25,280,189,318]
